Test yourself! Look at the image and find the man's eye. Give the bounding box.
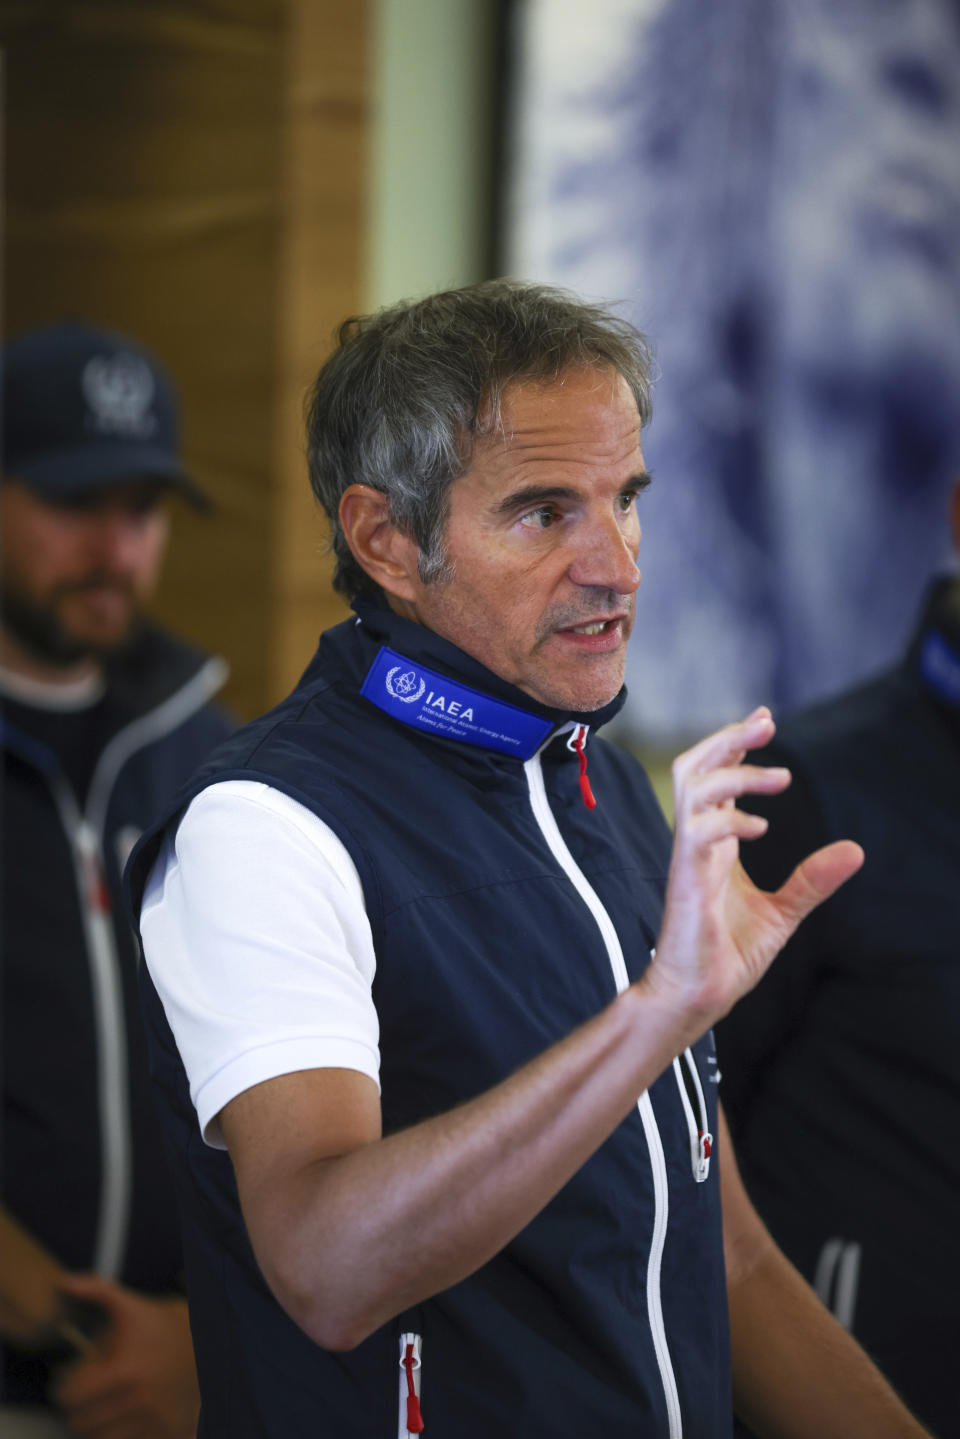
[520,506,557,530]
[48,492,103,514]
[618,491,639,513]
[126,495,164,519]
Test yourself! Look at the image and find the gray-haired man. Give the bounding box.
[132,282,927,1438]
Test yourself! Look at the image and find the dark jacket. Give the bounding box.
[131,596,730,1439]
[716,579,960,1439]
[1,623,231,1403]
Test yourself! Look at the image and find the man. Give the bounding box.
[1,322,232,1437]
[131,282,927,1436]
[716,482,960,1439]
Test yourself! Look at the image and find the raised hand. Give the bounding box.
[648,707,863,1026]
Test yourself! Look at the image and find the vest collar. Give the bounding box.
[909,575,960,716]
[347,589,627,758]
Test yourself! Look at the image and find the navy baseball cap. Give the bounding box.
[1,321,210,509]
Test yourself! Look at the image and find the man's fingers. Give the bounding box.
[674,707,775,784]
[684,764,791,815]
[54,1356,120,1408]
[59,1389,132,1438]
[57,1271,120,1317]
[679,806,770,851]
[775,841,865,924]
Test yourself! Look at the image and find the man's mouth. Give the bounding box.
[550,615,628,652]
[564,615,624,633]
[536,596,634,653]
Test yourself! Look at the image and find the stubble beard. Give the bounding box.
[530,589,635,712]
[0,575,142,668]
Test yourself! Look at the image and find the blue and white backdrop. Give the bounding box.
[505,0,960,742]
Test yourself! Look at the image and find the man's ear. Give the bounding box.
[338,484,421,602]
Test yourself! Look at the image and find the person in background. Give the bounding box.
[131,281,931,1438]
[717,483,960,1439]
[1,322,232,1438]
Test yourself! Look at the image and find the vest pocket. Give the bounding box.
[397,1329,424,1436]
[673,1047,713,1183]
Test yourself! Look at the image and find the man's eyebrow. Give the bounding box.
[493,473,653,517]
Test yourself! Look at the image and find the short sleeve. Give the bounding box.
[139,780,379,1148]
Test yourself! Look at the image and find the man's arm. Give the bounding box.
[721,1108,931,1439]
[220,706,862,1351]
[0,1204,79,1349]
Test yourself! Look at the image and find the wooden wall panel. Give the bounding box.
[2,0,368,718]
[271,0,366,697]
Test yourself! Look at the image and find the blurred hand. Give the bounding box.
[52,1273,199,1439]
[649,707,863,1025]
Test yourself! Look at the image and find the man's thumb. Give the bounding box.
[776,840,864,926]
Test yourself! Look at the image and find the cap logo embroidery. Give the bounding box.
[82,353,158,438]
[385,666,426,703]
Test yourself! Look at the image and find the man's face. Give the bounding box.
[0,479,170,665]
[395,368,648,711]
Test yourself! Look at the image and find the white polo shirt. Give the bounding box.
[139,780,381,1148]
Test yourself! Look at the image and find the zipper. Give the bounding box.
[672,1048,713,1183]
[52,780,132,1279]
[655,940,713,1183]
[397,1332,424,1436]
[523,746,683,1439]
[33,656,228,1279]
[566,724,597,809]
[85,656,227,838]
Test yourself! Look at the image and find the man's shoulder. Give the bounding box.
[768,665,910,771]
[753,660,950,851]
[181,655,384,804]
[108,622,229,719]
[735,668,912,872]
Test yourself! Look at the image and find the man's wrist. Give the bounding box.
[622,963,714,1067]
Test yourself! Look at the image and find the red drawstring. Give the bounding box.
[403,1342,425,1433]
[81,846,112,914]
[572,726,597,810]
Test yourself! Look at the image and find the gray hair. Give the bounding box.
[305,278,654,599]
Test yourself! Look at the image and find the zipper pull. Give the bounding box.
[76,821,111,915]
[570,726,597,810]
[696,1129,713,1183]
[400,1333,424,1433]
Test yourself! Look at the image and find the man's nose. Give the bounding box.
[568,515,641,595]
[91,512,148,572]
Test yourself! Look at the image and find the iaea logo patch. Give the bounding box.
[363,646,552,758]
[385,666,426,703]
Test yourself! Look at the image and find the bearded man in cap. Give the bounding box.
[0,322,232,1438]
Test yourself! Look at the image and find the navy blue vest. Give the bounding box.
[131,598,731,1438]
